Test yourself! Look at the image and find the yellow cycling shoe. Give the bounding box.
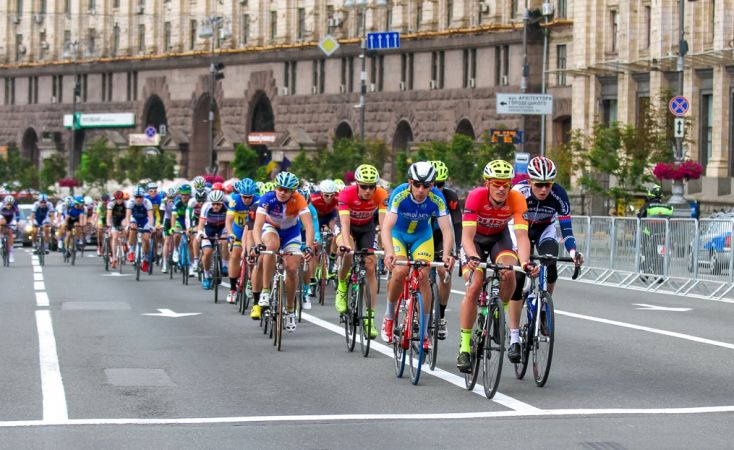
[250,305,262,320]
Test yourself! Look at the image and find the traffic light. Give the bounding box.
[212,62,225,81]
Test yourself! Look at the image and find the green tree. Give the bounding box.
[114,147,176,184]
[289,138,390,182]
[546,144,573,188]
[76,138,115,192]
[231,143,260,179]
[0,144,37,190]
[39,152,68,193]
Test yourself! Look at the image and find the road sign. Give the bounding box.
[145,126,157,138]
[129,133,160,146]
[367,32,400,50]
[514,152,530,174]
[497,93,553,115]
[490,128,524,144]
[674,118,685,138]
[669,96,689,116]
[318,34,340,57]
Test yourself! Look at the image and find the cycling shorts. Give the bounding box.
[162,218,172,237]
[335,222,376,251]
[262,223,301,252]
[392,228,434,262]
[459,227,517,276]
[201,224,227,248]
[231,223,247,247]
[34,218,52,227]
[317,210,337,230]
[511,231,559,300]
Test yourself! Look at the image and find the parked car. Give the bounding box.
[15,204,34,246]
[687,220,733,275]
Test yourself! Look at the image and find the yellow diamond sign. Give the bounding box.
[319,34,340,57]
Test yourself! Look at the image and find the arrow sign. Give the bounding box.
[143,309,202,318]
[674,117,685,138]
[633,303,691,312]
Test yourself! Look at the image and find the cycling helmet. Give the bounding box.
[178,184,192,195]
[430,161,449,182]
[167,187,177,198]
[212,182,224,191]
[264,182,276,193]
[408,161,436,183]
[123,192,130,200]
[527,156,557,182]
[133,186,146,197]
[195,190,207,202]
[3,195,14,205]
[256,181,264,191]
[101,193,110,202]
[64,195,73,204]
[238,179,258,196]
[146,182,158,190]
[192,176,206,190]
[74,196,84,205]
[319,179,337,194]
[354,164,379,184]
[38,193,48,202]
[275,171,299,190]
[208,190,225,203]
[647,184,662,199]
[483,160,514,180]
[113,191,124,200]
[297,187,310,201]
[84,196,94,206]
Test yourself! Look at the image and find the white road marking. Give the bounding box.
[35,310,68,422]
[2,405,734,428]
[33,265,42,273]
[142,308,201,318]
[633,303,692,312]
[36,292,49,307]
[301,312,540,413]
[555,310,734,351]
[34,281,45,291]
[31,255,39,261]
[34,273,44,281]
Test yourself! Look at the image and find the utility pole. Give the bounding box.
[669,0,688,213]
[202,16,225,175]
[63,40,80,176]
[520,1,529,154]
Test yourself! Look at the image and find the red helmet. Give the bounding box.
[212,182,224,191]
[113,191,124,200]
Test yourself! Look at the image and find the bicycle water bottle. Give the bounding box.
[526,292,536,319]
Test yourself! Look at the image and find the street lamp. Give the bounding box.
[344,0,388,143]
[63,40,80,176]
[199,16,228,175]
[668,0,689,213]
[539,1,554,156]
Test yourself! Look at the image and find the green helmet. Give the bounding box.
[647,184,662,199]
[178,184,192,195]
[430,161,449,182]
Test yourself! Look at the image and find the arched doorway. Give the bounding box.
[143,95,168,134]
[335,121,353,140]
[392,120,413,152]
[21,128,39,167]
[455,118,476,140]
[190,94,220,177]
[249,91,275,165]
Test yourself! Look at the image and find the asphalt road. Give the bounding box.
[1,247,733,449]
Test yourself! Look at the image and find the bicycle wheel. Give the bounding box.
[344,278,357,353]
[409,293,425,385]
[102,236,109,271]
[296,265,304,323]
[117,246,124,275]
[135,243,141,281]
[275,281,284,350]
[514,297,531,380]
[238,262,248,314]
[464,315,483,391]
[317,256,327,306]
[213,249,221,303]
[376,259,382,294]
[533,293,555,387]
[71,243,76,266]
[482,297,505,399]
[429,279,440,371]
[147,241,155,275]
[38,236,46,267]
[358,279,372,357]
[392,296,407,378]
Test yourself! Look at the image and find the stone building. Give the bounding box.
[0,0,554,181]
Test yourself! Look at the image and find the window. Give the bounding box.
[88,0,95,9]
[126,71,138,101]
[138,24,145,54]
[106,73,113,102]
[16,0,22,15]
[511,0,519,18]
[16,33,24,61]
[164,22,172,51]
[81,74,88,102]
[557,0,567,18]
[462,48,477,88]
[27,76,38,104]
[369,55,384,91]
[602,99,618,126]
[39,31,47,58]
[271,11,278,42]
[284,61,297,94]
[64,0,70,16]
[242,14,250,45]
[4,78,16,105]
[56,75,63,103]
[643,5,651,49]
[297,8,306,40]
[636,95,650,129]
[312,60,322,94]
[64,30,71,49]
[190,20,197,50]
[415,1,422,31]
[356,9,364,36]
[400,53,414,90]
[386,2,393,30]
[341,57,354,92]
[112,25,120,56]
[347,57,354,92]
[609,10,618,53]
[431,51,445,89]
[446,0,453,28]
[40,0,47,14]
[87,28,96,56]
[495,46,501,85]
[556,44,567,86]
[113,0,120,7]
[700,93,713,167]
[707,0,715,44]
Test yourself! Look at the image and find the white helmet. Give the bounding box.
[84,196,94,206]
[208,190,225,203]
[408,161,436,183]
[3,195,14,205]
[319,179,337,194]
[526,156,557,182]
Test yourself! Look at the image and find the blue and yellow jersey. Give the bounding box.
[387,183,448,235]
[227,194,260,228]
[146,192,163,224]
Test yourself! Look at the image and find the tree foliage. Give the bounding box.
[231,144,260,179]
[114,147,176,184]
[76,138,115,192]
[0,144,37,190]
[290,138,389,183]
[39,152,68,193]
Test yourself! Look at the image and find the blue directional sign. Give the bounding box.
[669,96,689,117]
[367,32,400,50]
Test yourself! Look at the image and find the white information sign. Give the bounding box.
[63,112,135,128]
[496,94,553,115]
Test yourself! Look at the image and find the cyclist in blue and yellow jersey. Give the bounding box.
[225,178,260,305]
[197,190,230,290]
[251,171,315,333]
[146,182,163,226]
[126,186,154,273]
[380,162,456,345]
[31,193,56,255]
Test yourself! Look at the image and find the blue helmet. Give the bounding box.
[275,171,299,190]
[297,187,310,201]
[38,193,48,202]
[73,196,84,205]
[133,186,145,197]
[178,184,192,195]
[237,178,258,196]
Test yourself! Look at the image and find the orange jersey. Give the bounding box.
[337,185,388,226]
[462,188,528,236]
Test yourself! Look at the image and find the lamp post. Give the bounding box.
[345,0,388,143]
[669,0,689,213]
[63,40,80,177]
[199,16,227,175]
[539,1,554,156]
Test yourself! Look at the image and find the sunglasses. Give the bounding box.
[212,202,224,207]
[487,180,512,189]
[240,194,254,199]
[358,184,376,191]
[322,193,335,197]
[134,195,144,198]
[434,182,445,189]
[275,187,293,193]
[531,181,554,189]
[411,181,432,189]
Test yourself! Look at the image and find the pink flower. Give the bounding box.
[58,178,80,187]
[653,161,703,181]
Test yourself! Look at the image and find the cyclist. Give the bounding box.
[638,184,673,275]
[197,190,230,290]
[380,162,455,345]
[297,186,321,310]
[94,194,110,256]
[456,160,536,373]
[311,179,339,269]
[31,193,56,254]
[334,164,388,337]
[508,156,584,362]
[84,196,95,244]
[429,160,462,340]
[187,189,207,275]
[0,196,18,262]
[64,196,88,258]
[225,179,260,304]
[126,186,154,273]
[106,191,127,269]
[252,171,315,332]
[160,187,176,273]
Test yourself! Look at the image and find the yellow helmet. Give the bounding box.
[354,164,379,184]
[483,160,514,180]
[430,161,449,182]
[333,179,346,191]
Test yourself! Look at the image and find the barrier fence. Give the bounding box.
[557,217,734,301]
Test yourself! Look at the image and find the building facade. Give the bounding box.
[0,0,549,180]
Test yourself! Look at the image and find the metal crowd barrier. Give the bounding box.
[556,216,734,302]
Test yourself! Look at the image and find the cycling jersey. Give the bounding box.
[32,201,55,225]
[462,188,528,236]
[513,180,576,252]
[200,201,228,231]
[298,203,321,244]
[146,192,163,225]
[66,205,86,220]
[311,191,338,217]
[432,187,462,256]
[187,199,204,229]
[0,205,17,226]
[388,183,448,235]
[86,204,95,218]
[107,200,127,228]
[126,198,153,228]
[163,199,174,221]
[337,184,388,227]
[256,191,309,231]
[227,194,260,229]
